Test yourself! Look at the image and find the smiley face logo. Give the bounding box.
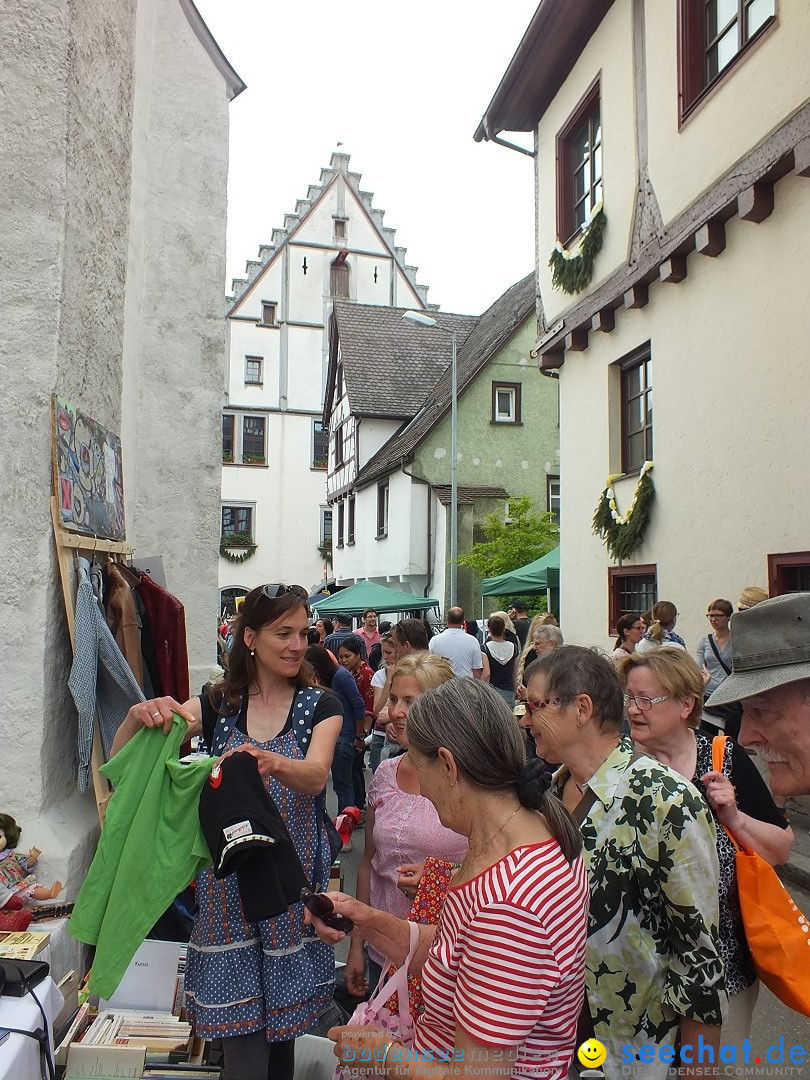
[577,1039,607,1069]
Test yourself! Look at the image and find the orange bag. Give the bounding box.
[712,736,810,1017]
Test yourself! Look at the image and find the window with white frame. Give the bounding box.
[245,356,263,385]
[376,481,389,538]
[547,476,560,526]
[320,506,333,546]
[492,382,521,424]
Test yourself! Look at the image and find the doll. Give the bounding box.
[0,813,62,904]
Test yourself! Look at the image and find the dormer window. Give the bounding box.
[261,302,277,326]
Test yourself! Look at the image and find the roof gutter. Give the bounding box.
[481,123,535,158]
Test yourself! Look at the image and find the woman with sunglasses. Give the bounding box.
[619,648,792,1054]
[521,646,726,1079]
[111,583,343,1080]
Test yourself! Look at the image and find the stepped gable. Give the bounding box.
[227,151,433,308]
[353,273,536,489]
[332,302,477,420]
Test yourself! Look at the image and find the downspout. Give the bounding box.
[401,462,433,602]
[482,119,535,158]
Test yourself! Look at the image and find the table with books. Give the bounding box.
[0,974,63,1080]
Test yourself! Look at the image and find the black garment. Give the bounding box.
[520,648,539,686]
[198,753,309,922]
[368,642,382,672]
[199,689,340,754]
[222,1032,295,1080]
[505,628,520,651]
[513,616,531,648]
[323,627,367,660]
[482,640,517,692]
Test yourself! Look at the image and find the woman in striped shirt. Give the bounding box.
[306,679,590,1080]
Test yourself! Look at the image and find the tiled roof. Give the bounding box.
[433,485,511,505]
[333,303,478,419]
[353,273,535,488]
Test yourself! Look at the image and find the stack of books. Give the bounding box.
[140,1067,220,1078]
[82,1010,193,1054]
[30,899,74,921]
[0,930,50,959]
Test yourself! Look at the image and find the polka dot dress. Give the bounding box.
[185,688,334,1041]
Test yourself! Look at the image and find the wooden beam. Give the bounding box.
[564,327,589,352]
[738,182,774,222]
[539,348,565,371]
[624,282,649,309]
[795,136,810,178]
[695,219,726,257]
[592,308,615,333]
[660,255,688,283]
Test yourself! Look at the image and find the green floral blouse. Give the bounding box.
[553,738,727,1080]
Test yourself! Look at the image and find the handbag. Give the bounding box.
[712,736,810,1017]
[334,920,419,1080]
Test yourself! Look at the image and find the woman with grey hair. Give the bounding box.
[305,679,590,1080]
[516,623,564,700]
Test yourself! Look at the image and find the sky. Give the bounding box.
[193,0,539,316]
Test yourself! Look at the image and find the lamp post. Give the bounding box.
[402,311,458,607]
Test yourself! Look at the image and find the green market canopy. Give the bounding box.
[312,579,440,615]
[480,546,560,596]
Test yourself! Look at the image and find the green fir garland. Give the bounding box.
[592,465,655,562]
[549,207,607,295]
[220,532,257,563]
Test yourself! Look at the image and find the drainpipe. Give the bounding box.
[401,462,433,602]
[481,118,535,158]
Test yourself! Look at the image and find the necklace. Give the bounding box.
[465,805,522,867]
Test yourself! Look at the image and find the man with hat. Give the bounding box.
[707,592,810,795]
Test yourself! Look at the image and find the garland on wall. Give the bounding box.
[549,204,607,295]
[592,460,655,562]
[220,532,257,563]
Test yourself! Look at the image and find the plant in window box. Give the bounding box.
[242,452,266,465]
[318,542,333,566]
[222,450,234,464]
[549,203,606,295]
[592,461,655,562]
[220,532,257,563]
[313,458,327,470]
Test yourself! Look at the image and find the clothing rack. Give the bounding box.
[50,497,134,824]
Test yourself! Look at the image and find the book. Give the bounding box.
[29,899,75,921]
[0,929,50,959]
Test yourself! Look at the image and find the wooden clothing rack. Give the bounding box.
[51,497,134,824]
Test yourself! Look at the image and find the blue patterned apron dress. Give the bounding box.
[185,686,335,1041]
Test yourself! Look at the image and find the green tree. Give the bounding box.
[457,496,558,579]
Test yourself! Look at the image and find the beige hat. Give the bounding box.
[737,586,768,610]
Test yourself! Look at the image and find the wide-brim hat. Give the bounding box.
[707,592,810,705]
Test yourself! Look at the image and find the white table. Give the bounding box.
[0,976,63,1080]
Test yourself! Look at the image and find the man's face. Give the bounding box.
[739,680,810,796]
[364,611,377,631]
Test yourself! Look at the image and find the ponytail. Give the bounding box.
[516,760,581,864]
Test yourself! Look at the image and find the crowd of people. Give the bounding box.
[117,582,810,1080]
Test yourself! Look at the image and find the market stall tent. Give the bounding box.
[312,580,439,615]
[480,546,560,595]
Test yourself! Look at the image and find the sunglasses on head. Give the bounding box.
[261,583,308,600]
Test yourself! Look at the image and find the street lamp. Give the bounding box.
[402,310,458,607]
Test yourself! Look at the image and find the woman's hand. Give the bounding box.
[219,744,283,779]
[396,863,424,900]
[345,938,369,997]
[701,665,712,688]
[700,770,740,828]
[303,892,368,944]
[516,684,528,702]
[327,1025,392,1071]
[125,697,195,736]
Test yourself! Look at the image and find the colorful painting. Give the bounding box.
[53,396,126,540]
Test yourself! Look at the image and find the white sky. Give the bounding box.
[193,0,539,316]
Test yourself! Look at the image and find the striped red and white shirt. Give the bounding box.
[413,841,589,1080]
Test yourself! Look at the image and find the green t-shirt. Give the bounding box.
[70,715,214,999]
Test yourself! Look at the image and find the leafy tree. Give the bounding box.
[458,496,558,579]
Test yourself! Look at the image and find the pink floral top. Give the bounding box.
[367,757,468,965]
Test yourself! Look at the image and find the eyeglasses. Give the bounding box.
[707,612,727,619]
[261,583,308,600]
[622,693,670,712]
[525,698,562,717]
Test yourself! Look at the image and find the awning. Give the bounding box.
[480,546,560,596]
[312,579,439,615]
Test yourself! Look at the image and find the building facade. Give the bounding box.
[326,275,561,613]
[2,0,241,894]
[477,0,810,650]
[220,154,432,605]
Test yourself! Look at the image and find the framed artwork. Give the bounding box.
[53,396,126,540]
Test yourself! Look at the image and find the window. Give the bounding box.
[312,420,328,469]
[320,506,333,545]
[376,481,389,538]
[260,302,277,326]
[609,565,657,634]
[337,500,345,548]
[347,495,355,545]
[333,424,344,468]
[768,551,810,595]
[242,415,266,464]
[547,476,561,526]
[620,347,653,474]
[222,414,234,463]
[333,218,347,239]
[491,382,522,424]
[221,505,253,539]
[331,255,350,299]
[556,81,602,244]
[245,356,263,385]
[679,0,776,118]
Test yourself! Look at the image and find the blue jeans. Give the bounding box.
[370,733,385,773]
[331,736,366,812]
